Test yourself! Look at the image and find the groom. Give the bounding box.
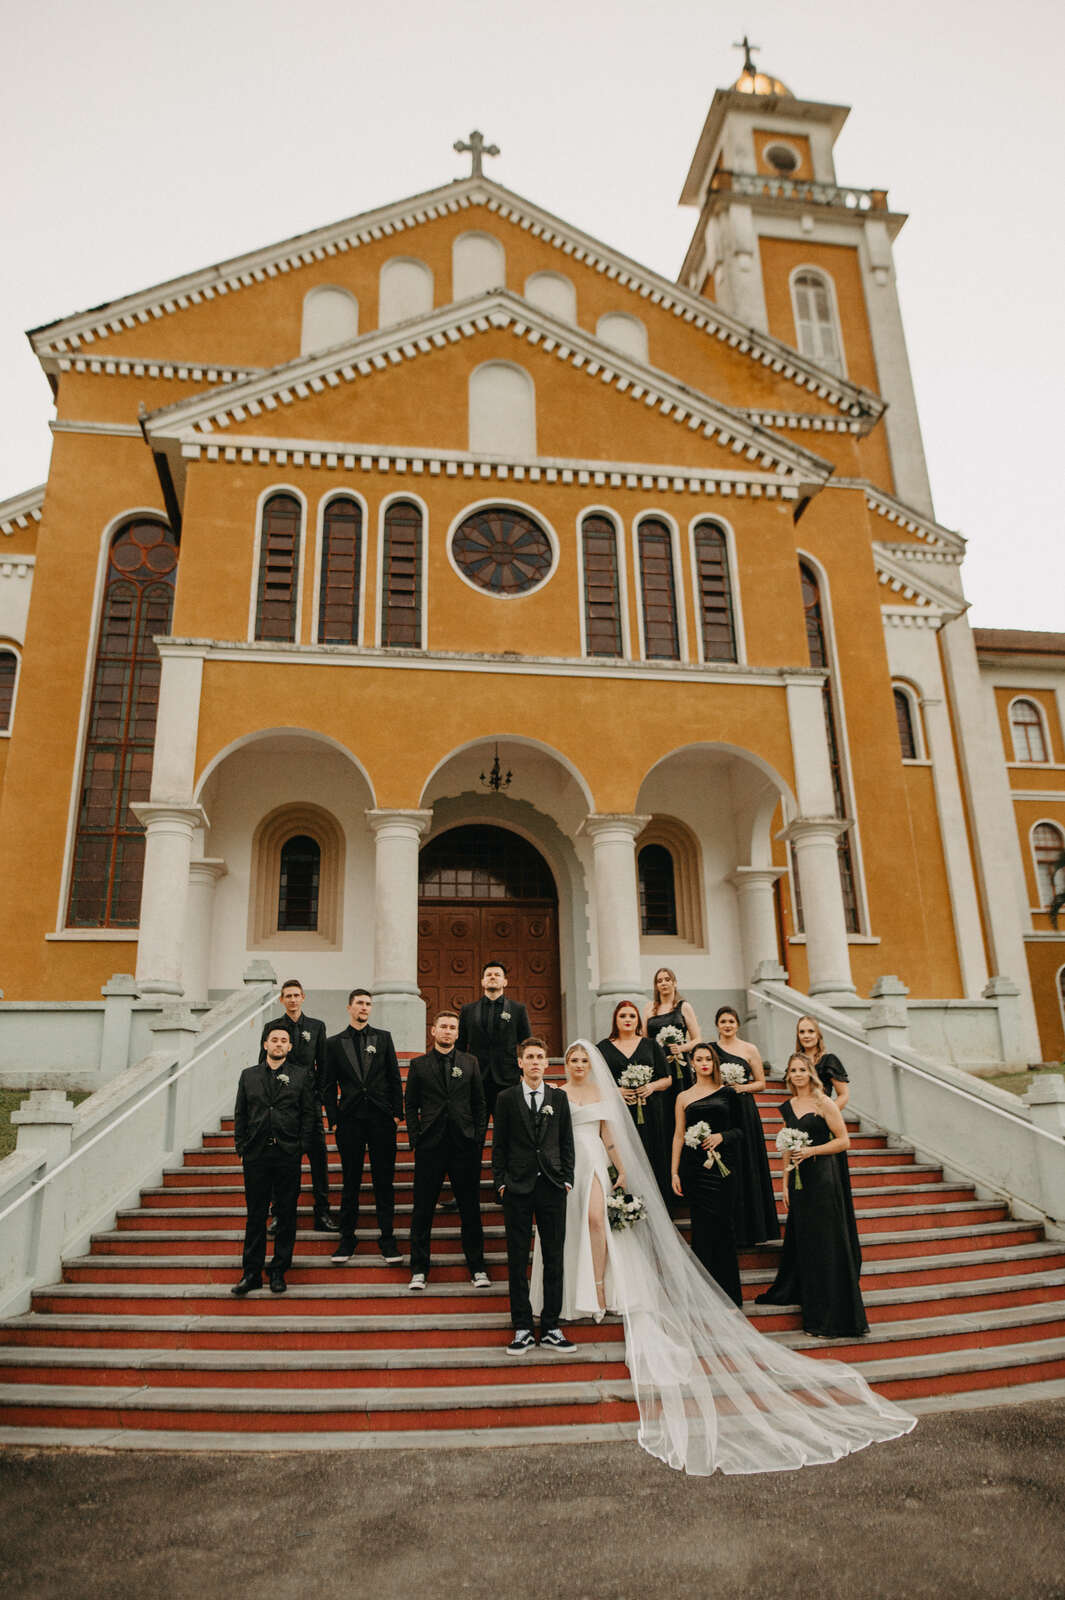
[492,1036,576,1354]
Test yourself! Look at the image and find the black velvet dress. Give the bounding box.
[678,1088,743,1308]
[598,1035,672,1206]
[756,1100,868,1338]
[814,1052,860,1265]
[646,1005,693,1091]
[715,1044,780,1246]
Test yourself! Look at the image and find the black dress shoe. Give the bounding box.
[313,1211,340,1233]
[231,1274,262,1296]
[440,1198,459,1212]
[269,1271,287,1294]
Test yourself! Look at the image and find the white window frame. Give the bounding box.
[576,506,630,659]
[1008,695,1052,764]
[445,498,559,602]
[248,484,308,645]
[632,511,688,664]
[1030,819,1065,908]
[891,680,926,762]
[0,642,22,737]
[376,491,429,649]
[788,265,847,380]
[687,513,745,666]
[313,488,369,647]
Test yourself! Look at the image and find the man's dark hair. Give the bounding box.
[482,959,508,978]
[264,1025,291,1042]
[280,978,304,994]
[347,987,372,1004]
[433,1010,460,1025]
[519,1035,547,1057]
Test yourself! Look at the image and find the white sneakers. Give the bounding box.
[471,1271,491,1288]
[408,1272,427,1291]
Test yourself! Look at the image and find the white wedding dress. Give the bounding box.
[527,1043,915,1477]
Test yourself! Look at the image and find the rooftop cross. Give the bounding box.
[454,129,500,179]
[733,34,760,76]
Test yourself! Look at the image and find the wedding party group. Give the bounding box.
[230,963,916,1474]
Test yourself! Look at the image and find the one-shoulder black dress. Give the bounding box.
[715,1043,780,1247]
[814,1052,860,1265]
[679,1088,744,1308]
[755,1101,868,1338]
[598,1035,672,1206]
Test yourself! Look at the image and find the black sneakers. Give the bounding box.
[539,1328,577,1352]
[506,1330,536,1355]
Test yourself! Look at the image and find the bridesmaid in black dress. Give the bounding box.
[756,1055,868,1338]
[671,1043,743,1308]
[597,1000,672,1206]
[644,967,700,1090]
[795,1015,859,1264]
[714,1005,779,1246]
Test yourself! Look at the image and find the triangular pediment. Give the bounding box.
[142,290,835,507]
[31,177,883,422]
[0,485,45,537]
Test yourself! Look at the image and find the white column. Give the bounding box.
[784,676,855,998]
[580,813,650,1037]
[182,858,227,1005]
[728,865,785,983]
[131,803,209,995]
[366,808,432,1049]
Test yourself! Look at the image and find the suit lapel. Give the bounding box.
[341,1031,362,1083]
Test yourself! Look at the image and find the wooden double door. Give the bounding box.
[417,903,562,1057]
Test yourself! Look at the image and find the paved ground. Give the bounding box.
[2,1401,1064,1599]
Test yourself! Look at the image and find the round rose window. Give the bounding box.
[451,507,554,595]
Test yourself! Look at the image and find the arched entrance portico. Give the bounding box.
[418,825,563,1053]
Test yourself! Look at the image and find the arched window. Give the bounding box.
[596,313,649,363]
[301,286,358,356]
[0,648,18,731]
[318,496,362,644]
[798,559,859,933]
[468,363,536,456]
[1032,823,1065,907]
[894,687,919,760]
[692,520,737,662]
[277,834,321,931]
[638,519,680,660]
[452,232,505,299]
[378,258,433,328]
[791,270,844,377]
[381,500,423,647]
[1058,967,1065,1038]
[581,514,623,656]
[524,272,577,324]
[1009,698,1049,763]
[638,844,677,935]
[67,519,178,928]
[255,493,302,642]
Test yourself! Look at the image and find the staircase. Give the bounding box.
[1,1077,1064,1449]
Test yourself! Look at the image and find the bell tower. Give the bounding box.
[678,42,933,515]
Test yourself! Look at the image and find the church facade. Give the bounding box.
[1,64,1062,1063]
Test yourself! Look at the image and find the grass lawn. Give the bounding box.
[0,1088,91,1160]
[983,1063,1065,1097]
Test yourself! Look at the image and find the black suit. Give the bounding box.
[457,995,531,1117]
[260,1011,330,1217]
[492,1082,574,1331]
[405,1047,487,1276]
[322,1024,403,1246]
[233,1060,316,1276]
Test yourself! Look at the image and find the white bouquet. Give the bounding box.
[684,1119,730,1176]
[775,1126,813,1189]
[618,1061,654,1124]
[720,1061,747,1088]
[656,1024,688,1082]
[606,1190,647,1231]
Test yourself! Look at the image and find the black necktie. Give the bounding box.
[529,1090,540,1115]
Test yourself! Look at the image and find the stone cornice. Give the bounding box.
[29,176,882,420]
[741,407,872,437]
[830,478,964,552]
[0,486,45,537]
[874,545,967,619]
[51,355,260,386]
[142,290,834,488]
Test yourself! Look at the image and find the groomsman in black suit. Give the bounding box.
[492,1036,576,1354]
[259,978,338,1233]
[457,961,531,1119]
[321,989,404,1266]
[231,1026,316,1295]
[404,1011,489,1290]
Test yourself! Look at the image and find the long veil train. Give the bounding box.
[576,1039,915,1474]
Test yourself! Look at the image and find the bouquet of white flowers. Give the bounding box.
[618,1061,654,1124]
[775,1126,813,1189]
[719,1061,747,1088]
[684,1119,730,1176]
[606,1190,647,1231]
[656,1024,688,1082]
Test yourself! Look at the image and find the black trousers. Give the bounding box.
[502,1175,567,1331]
[409,1131,484,1276]
[483,1070,519,1121]
[302,1098,331,1215]
[336,1110,397,1242]
[242,1148,301,1275]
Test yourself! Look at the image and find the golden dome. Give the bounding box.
[733,68,792,96]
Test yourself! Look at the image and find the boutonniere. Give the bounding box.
[542,1103,553,1116]
[365,1042,377,1055]
[301,1029,311,1042]
[451,1064,463,1079]
[278,1073,290,1085]
[501,1011,511,1022]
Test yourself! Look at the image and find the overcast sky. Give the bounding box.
[4,0,1062,630]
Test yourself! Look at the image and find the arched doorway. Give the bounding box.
[418,825,563,1053]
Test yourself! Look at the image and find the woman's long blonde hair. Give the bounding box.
[784,1052,825,1096]
[795,1015,826,1063]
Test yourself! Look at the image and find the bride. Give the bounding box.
[533,1038,915,1476]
